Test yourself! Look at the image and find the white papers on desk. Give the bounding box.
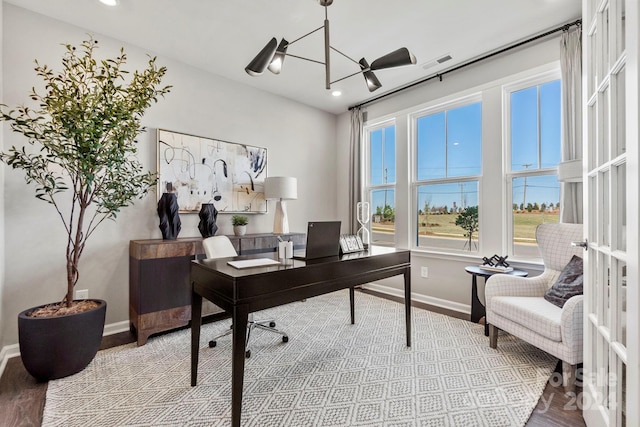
[227,258,281,269]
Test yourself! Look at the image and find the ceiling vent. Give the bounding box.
[421,54,452,70]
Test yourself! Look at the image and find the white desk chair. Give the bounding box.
[202,235,288,358]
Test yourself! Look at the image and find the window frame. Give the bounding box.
[363,118,397,247]
[410,93,483,252]
[502,69,562,259]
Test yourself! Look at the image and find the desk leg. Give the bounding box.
[190,284,203,387]
[349,287,355,325]
[231,306,249,427]
[404,267,412,347]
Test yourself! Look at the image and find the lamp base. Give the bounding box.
[273,200,290,234]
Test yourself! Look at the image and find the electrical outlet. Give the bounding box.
[420,267,429,278]
[75,289,89,300]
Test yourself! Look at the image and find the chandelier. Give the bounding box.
[244,0,417,92]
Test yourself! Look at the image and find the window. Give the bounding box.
[367,123,396,246]
[413,99,482,252]
[506,77,561,258]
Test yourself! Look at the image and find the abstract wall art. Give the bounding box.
[157,129,267,213]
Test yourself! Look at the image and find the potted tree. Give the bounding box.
[232,215,249,236]
[0,38,170,380]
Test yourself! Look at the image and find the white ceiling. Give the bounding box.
[6,0,581,114]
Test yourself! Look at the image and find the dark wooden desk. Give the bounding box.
[190,246,411,427]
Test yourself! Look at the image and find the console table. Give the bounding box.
[129,233,305,345]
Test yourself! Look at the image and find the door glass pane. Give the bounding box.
[589,32,597,94]
[602,253,611,330]
[617,259,627,347]
[512,175,560,258]
[603,7,610,72]
[371,189,395,246]
[417,181,479,252]
[598,334,610,407]
[615,68,626,156]
[588,103,597,171]
[600,170,610,247]
[617,163,627,251]
[600,87,610,166]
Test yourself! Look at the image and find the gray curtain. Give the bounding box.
[560,26,583,224]
[348,107,364,234]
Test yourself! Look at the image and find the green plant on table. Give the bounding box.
[0,37,171,314]
[232,215,249,226]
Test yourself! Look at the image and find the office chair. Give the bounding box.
[202,235,289,358]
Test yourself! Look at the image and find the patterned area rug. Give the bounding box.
[43,290,556,426]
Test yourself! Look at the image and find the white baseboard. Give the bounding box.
[104,320,131,336]
[0,319,132,379]
[362,283,471,315]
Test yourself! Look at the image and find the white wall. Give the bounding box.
[337,38,562,313]
[0,4,337,347]
[0,2,5,357]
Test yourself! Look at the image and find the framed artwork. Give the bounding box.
[157,129,267,213]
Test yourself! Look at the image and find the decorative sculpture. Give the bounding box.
[482,254,510,268]
[157,193,181,240]
[198,203,219,238]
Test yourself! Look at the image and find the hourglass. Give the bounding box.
[356,202,370,249]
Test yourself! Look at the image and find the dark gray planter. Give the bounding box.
[18,299,106,381]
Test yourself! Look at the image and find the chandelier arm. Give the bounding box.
[287,25,325,46]
[329,46,361,67]
[330,69,365,85]
[285,53,325,66]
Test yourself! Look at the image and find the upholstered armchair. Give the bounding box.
[485,223,584,390]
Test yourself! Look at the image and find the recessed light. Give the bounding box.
[99,0,119,6]
[332,90,342,97]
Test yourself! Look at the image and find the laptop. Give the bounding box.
[293,221,342,260]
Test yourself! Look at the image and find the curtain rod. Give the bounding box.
[349,18,582,111]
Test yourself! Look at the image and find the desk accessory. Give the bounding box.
[339,234,364,254]
[479,254,513,273]
[356,201,370,249]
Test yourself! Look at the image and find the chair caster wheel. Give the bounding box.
[282,336,289,343]
[269,321,276,328]
[209,341,216,348]
[245,350,251,358]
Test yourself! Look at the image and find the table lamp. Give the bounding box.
[264,177,297,234]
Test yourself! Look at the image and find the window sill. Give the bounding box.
[410,247,544,272]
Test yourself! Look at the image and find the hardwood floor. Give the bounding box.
[0,294,585,427]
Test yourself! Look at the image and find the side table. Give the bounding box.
[464,265,528,336]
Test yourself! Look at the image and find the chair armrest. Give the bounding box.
[485,270,555,313]
[561,295,584,350]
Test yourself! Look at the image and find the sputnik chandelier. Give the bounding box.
[245,0,417,92]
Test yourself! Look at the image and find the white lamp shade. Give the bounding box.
[264,177,297,200]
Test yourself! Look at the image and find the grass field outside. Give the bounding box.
[372,211,560,244]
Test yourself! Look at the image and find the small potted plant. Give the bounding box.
[0,37,170,380]
[232,215,249,236]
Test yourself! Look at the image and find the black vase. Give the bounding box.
[198,203,219,238]
[158,193,181,240]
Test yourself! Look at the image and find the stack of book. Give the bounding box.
[478,264,513,273]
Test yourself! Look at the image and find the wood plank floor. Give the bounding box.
[0,294,585,427]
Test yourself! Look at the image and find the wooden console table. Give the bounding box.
[129,233,305,345]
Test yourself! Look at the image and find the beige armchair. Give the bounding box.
[485,223,584,390]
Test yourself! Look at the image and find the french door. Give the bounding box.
[582,0,639,425]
